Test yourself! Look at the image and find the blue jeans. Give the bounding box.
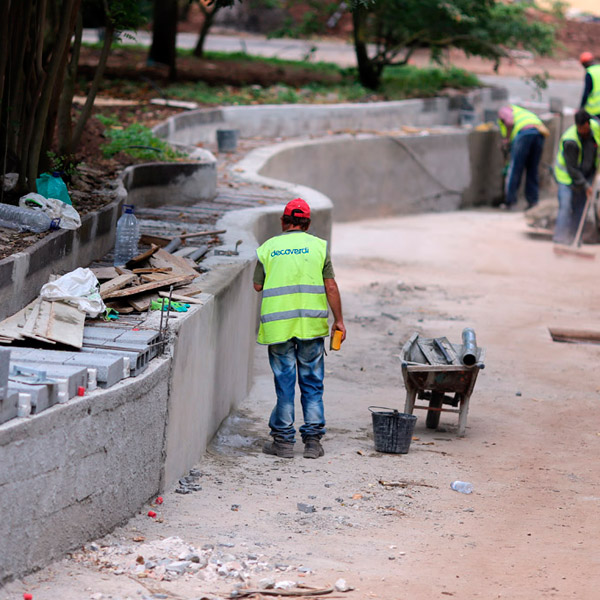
[505,129,545,207]
[267,337,325,443]
[553,183,587,244]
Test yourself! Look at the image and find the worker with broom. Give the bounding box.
[553,109,600,245]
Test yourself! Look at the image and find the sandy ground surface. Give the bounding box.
[4,208,600,600]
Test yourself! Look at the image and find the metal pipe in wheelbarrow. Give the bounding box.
[461,327,478,366]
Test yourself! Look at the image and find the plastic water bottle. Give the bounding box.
[113,204,140,266]
[0,203,55,233]
[451,480,473,494]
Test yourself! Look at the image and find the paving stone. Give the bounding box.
[8,380,59,414]
[0,389,18,424]
[10,361,87,399]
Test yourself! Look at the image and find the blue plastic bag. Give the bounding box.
[36,172,72,205]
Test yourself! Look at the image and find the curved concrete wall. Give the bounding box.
[6,93,556,585]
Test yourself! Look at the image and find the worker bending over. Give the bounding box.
[579,52,600,120]
[498,104,549,210]
[253,198,346,459]
[553,109,600,245]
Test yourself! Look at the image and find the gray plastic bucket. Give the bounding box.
[216,129,239,153]
[369,406,417,454]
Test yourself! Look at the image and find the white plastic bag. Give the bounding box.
[40,267,105,317]
[19,193,81,230]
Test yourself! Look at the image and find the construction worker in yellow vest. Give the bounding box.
[253,198,346,459]
[553,109,600,245]
[498,104,549,209]
[579,52,600,119]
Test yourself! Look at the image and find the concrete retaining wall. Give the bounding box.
[156,88,508,146]
[0,358,170,583]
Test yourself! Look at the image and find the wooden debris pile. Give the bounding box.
[94,240,207,314]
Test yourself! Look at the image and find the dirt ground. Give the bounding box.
[3,208,600,599]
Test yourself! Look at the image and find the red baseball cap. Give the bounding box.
[283,198,311,219]
[580,51,594,65]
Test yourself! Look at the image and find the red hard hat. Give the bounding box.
[580,51,594,65]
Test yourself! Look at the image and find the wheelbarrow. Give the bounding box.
[400,329,485,436]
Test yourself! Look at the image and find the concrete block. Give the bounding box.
[0,389,18,425]
[10,348,124,388]
[80,346,149,377]
[8,381,59,414]
[0,348,10,401]
[10,361,87,400]
[83,326,131,342]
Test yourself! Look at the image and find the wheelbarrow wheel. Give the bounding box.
[426,392,443,429]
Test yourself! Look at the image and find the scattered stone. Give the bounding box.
[297,503,316,513]
[175,487,192,494]
[189,468,203,477]
[231,504,240,511]
[274,581,296,590]
[516,391,522,397]
[165,560,191,574]
[297,566,312,573]
[334,578,353,592]
[324,483,333,488]
[259,578,275,589]
[89,543,100,552]
[90,593,104,600]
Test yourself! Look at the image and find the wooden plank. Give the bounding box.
[549,327,600,345]
[140,234,171,248]
[0,299,39,341]
[45,302,86,348]
[149,248,198,276]
[103,273,197,299]
[127,293,157,312]
[105,302,135,314]
[158,291,204,305]
[91,266,119,281]
[174,285,202,297]
[125,244,160,269]
[99,273,138,298]
[132,267,172,274]
[139,272,174,283]
[176,229,226,240]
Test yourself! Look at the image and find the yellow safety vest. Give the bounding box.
[584,65,600,116]
[256,231,329,345]
[554,120,600,185]
[498,105,544,142]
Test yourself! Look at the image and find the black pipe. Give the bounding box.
[461,328,478,366]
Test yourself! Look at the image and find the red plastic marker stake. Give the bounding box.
[156,496,163,505]
[24,594,33,600]
[77,386,85,396]
[147,510,157,518]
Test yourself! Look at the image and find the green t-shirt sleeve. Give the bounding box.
[253,260,265,285]
[323,251,335,279]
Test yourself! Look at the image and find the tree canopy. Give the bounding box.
[352,0,555,88]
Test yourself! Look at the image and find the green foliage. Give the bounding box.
[46,151,81,179]
[96,114,187,161]
[382,65,480,97]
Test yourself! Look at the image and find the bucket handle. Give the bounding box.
[368,406,399,415]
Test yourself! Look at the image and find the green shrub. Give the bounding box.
[96,114,186,161]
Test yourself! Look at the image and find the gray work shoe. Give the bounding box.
[262,439,294,458]
[303,437,324,459]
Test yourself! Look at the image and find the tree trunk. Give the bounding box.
[69,19,115,154]
[148,0,178,81]
[193,4,217,59]
[57,12,83,158]
[26,0,80,188]
[352,5,381,90]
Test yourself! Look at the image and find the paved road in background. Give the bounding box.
[84,29,584,110]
